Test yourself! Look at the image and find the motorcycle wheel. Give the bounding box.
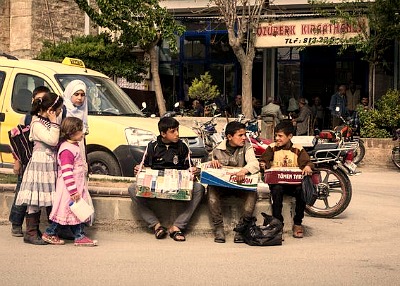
[353,140,366,164]
[392,146,400,169]
[305,166,352,218]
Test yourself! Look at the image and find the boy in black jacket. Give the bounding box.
[128,117,204,242]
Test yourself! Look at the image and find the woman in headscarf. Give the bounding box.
[63,80,89,134]
[63,80,89,165]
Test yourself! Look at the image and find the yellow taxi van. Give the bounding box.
[0,54,207,176]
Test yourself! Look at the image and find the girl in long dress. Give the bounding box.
[16,92,64,245]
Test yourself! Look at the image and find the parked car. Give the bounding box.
[0,55,208,176]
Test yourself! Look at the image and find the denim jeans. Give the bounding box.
[9,174,27,226]
[45,221,59,235]
[128,182,205,230]
[70,223,85,240]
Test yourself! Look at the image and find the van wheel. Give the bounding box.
[88,151,122,176]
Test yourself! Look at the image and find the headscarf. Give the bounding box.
[63,80,89,133]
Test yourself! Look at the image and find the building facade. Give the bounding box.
[161,0,399,123]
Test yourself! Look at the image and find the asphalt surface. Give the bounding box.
[0,166,399,286]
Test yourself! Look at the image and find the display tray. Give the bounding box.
[136,168,193,201]
[264,168,320,185]
[200,165,259,191]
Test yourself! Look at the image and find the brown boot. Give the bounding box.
[24,213,47,245]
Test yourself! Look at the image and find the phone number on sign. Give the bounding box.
[284,36,352,45]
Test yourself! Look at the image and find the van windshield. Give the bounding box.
[56,75,144,116]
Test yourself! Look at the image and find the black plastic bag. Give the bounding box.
[302,175,318,206]
[234,213,283,246]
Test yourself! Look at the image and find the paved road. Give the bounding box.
[0,167,399,286]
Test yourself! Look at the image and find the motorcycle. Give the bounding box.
[192,114,224,152]
[392,128,400,170]
[317,114,365,164]
[303,139,355,218]
[234,114,272,157]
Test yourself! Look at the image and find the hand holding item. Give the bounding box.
[70,192,81,202]
[133,164,141,176]
[209,159,222,169]
[234,168,248,183]
[302,165,313,176]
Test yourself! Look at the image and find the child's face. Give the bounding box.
[71,90,86,107]
[70,130,84,142]
[227,128,246,147]
[275,131,292,147]
[161,127,179,143]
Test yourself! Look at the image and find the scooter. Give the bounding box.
[192,114,224,152]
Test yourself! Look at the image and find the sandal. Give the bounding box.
[154,226,168,239]
[169,230,186,242]
[292,225,304,238]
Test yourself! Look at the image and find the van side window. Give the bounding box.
[0,71,5,95]
[12,74,53,113]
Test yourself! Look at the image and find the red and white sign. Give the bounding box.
[255,18,368,48]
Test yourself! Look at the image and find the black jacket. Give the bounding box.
[143,136,190,170]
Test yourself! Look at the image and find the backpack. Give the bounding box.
[8,115,33,166]
[8,106,67,166]
[302,175,318,206]
[234,212,283,246]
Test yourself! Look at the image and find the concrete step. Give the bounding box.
[0,184,295,235]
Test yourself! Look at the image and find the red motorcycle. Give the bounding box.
[317,115,365,164]
[235,115,272,157]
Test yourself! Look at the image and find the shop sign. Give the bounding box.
[255,18,368,48]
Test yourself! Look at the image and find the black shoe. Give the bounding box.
[11,225,23,237]
[234,232,245,243]
[214,227,225,243]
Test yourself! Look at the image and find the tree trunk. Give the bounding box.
[241,60,253,119]
[368,63,374,109]
[149,45,166,116]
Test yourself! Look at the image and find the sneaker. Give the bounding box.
[42,233,65,245]
[11,225,23,237]
[74,236,98,247]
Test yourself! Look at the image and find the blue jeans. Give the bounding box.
[46,222,85,240]
[70,223,85,240]
[9,174,27,226]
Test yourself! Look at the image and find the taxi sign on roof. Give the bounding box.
[62,57,85,69]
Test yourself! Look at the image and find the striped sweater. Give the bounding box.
[59,146,78,196]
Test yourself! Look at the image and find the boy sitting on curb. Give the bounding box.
[128,117,205,242]
[260,121,314,238]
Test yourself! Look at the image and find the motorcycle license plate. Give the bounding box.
[344,161,357,172]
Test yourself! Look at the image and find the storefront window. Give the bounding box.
[184,35,206,59]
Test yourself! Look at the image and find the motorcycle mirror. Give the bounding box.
[141,102,147,109]
[174,102,179,108]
